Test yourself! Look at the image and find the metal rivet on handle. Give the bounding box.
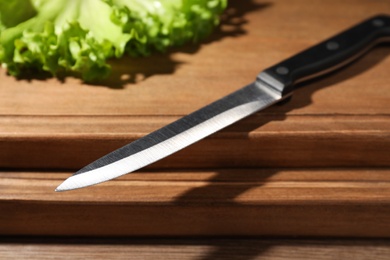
[276,66,289,75]
[372,19,384,27]
[326,41,339,50]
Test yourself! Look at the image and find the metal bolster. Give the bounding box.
[256,71,286,95]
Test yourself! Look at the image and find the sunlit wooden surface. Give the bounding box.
[1,0,390,258]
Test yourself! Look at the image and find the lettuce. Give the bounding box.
[0,0,227,81]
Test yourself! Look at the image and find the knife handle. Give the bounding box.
[260,14,390,95]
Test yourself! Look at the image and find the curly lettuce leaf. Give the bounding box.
[0,0,131,81]
[0,0,227,82]
[108,0,227,56]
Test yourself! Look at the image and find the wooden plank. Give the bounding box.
[2,168,390,237]
[0,0,390,169]
[1,0,390,240]
[1,114,390,169]
[2,237,390,260]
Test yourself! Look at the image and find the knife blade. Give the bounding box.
[56,14,390,192]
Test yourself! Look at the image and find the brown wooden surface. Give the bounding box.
[0,0,389,169]
[2,168,390,237]
[1,0,390,240]
[2,237,390,260]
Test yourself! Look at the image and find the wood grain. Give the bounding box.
[0,0,389,169]
[2,237,390,260]
[0,0,390,240]
[2,168,390,237]
[1,114,389,169]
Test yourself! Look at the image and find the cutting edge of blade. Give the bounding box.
[55,99,283,191]
[55,79,286,192]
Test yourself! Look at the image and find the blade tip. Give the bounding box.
[54,187,63,192]
[55,178,76,192]
[55,183,67,192]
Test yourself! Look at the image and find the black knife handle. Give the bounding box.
[260,14,390,95]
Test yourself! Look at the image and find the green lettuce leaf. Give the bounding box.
[0,0,227,82]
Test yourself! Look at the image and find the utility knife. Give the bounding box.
[56,14,390,192]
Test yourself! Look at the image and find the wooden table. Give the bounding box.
[1,0,390,258]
